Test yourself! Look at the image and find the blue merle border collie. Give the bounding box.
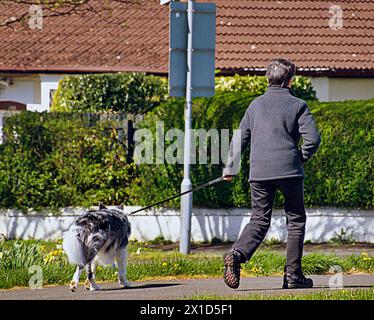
[62,204,131,292]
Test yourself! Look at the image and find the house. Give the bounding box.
[0,0,373,114]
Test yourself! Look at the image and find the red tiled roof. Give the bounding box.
[215,0,374,74]
[0,0,373,75]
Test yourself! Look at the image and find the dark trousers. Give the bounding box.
[233,178,306,275]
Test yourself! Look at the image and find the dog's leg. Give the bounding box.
[70,265,84,292]
[85,263,101,291]
[91,259,97,281]
[116,248,130,288]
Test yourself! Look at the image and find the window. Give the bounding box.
[49,89,57,107]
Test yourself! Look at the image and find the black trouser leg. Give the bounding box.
[232,180,277,261]
[276,178,306,275]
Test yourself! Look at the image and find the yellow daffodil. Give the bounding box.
[363,256,372,261]
[361,252,369,257]
[361,252,372,261]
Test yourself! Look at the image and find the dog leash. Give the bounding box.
[128,176,224,215]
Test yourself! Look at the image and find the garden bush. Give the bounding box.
[51,73,315,114]
[303,99,374,208]
[128,94,374,209]
[0,112,136,211]
[126,92,255,208]
[51,72,168,114]
[216,75,317,101]
[0,90,372,211]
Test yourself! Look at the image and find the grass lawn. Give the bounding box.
[0,240,373,290]
[187,289,374,300]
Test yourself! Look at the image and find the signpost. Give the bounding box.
[163,0,216,254]
[169,1,216,97]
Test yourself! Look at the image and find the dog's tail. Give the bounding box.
[62,225,86,267]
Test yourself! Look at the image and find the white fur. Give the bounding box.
[73,266,84,284]
[68,249,129,291]
[116,248,130,288]
[62,225,86,266]
[86,264,101,291]
[70,266,84,292]
[94,240,118,266]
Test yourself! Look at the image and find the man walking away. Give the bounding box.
[222,58,321,289]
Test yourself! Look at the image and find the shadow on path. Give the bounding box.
[237,285,327,292]
[99,283,182,292]
[237,284,374,293]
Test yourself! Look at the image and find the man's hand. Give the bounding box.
[223,175,233,182]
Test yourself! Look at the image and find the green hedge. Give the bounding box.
[128,94,374,210]
[51,72,168,114]
[0,112,136,211]
[51,73,315,114]
[0,94,372,211]
[126,92,255,209]
[216,75,317,101]
[303,99,374,208]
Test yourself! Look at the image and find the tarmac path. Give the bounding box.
[0,274,373,300]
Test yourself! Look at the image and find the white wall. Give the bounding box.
[0,74,64,112]
[0,76,40,105]
[1,207,373,243]
[310,77,330,102]
[311,77,374,102]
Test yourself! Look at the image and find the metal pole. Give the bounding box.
[180,0,194,254]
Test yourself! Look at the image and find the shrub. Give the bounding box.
[0,112,136,211]
[215,75,317,101]
[51,72,168,114]
[303,99,374,209]
[0,94,372,210]
[128,95,374,209]
[126,92,256,208]
[51,73,314,114]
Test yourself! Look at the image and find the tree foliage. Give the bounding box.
[0,0,141,27]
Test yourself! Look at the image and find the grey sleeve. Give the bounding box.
[222,107,251,176]
[298,103,321,163]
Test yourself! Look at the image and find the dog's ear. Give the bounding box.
[117,204,124,210]
[99,203,107,210]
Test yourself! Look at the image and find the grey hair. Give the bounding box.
[266,58,296,87]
